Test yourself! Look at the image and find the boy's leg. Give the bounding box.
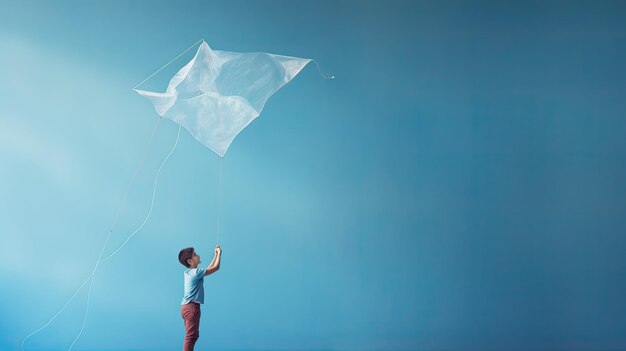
[181,303,201,351]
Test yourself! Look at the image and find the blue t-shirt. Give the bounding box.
[181,267,206,305]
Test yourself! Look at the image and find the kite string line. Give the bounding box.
[21,273,91,351]
[312,60,335,80]
[217,156,223,245]
[68,277,95,351]
[216,108,224,245]
[103,123,182,262]
[67,124,181,351]
[66,123,181,350]
[111,118,162,232]
[67,222,113,351]
[21,118,163,351]
[133,39,204,90]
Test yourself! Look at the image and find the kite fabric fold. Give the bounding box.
[134,40,312,157]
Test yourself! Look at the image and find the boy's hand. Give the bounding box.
[215,245,221,255]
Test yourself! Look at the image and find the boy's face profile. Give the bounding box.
[187,251,201,268]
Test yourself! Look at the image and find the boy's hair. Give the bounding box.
[178,247,195,268]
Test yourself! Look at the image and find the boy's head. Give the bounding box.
[178,247,201,268]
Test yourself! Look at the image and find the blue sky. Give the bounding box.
[1,1,626,350]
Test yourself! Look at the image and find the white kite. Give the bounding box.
[135,40,320,156]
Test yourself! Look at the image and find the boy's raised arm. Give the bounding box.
[205,245,222,276]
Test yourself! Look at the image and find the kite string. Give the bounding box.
[67,223,113,351]
[103,123,182,261]
[133,39,204,90]
[216,108,224,245]
[21,118,162,351]
[67,123,182,350]
[217,156,223,245]
[111,118,162,232]
[21,274,91,351]
[312,60,335,80]
[68,277,95,351]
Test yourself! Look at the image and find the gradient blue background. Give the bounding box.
[2,1,626,350]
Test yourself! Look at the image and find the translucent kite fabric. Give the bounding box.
[134,41,312,157]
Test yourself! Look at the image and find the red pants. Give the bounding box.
[181,302,201,351]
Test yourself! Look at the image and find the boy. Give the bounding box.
[178,244,222,351]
